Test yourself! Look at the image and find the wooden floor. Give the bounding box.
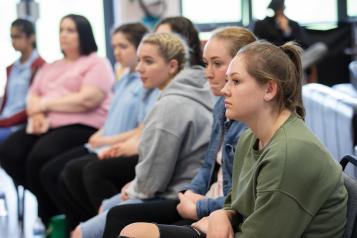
[0,167,38,238]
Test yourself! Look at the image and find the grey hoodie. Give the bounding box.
[127,66,214,199]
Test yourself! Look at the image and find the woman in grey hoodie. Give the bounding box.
[70,32,214,238]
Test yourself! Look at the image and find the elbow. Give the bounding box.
[80,94,105,110]
[79,100,100,110]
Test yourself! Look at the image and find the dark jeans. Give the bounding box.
[59,155,138,230]
[0,124,96,223]
[103,199,194,238]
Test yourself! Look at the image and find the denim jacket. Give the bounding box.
[183,97,246,218]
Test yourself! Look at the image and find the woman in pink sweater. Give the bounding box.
[0,14,114,224]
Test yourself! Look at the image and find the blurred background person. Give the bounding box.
[39,22,158,233]
[0,18,45,143]
[0,14,114,224]
[253,0,328,78]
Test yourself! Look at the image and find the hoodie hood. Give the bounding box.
[159,65,214,111]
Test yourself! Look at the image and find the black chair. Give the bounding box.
[340,155,357,238]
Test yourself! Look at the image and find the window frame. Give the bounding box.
[179,0,246,32]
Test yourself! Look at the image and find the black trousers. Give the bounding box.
[40,146,95,220]
[103,199,195,238]
[58,155,138,230]
[0,124,96,223]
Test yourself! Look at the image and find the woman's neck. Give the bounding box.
[128,65,136,73]
[159,75,176,91]
[250,109,292,150]
[20,47,34,63]
[64,51,81,61]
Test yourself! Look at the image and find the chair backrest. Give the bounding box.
[341,155,357,238]
[303,84,357,177]
[350,60,357,90]
[332,83,357,98]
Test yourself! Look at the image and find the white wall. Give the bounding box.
[36,0,106,62]
[113,0,180,26]
[0,1,17,96]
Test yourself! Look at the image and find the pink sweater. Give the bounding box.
[30,53,114,129]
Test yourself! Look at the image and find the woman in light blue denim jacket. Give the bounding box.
[175,26,257,221]
[183,98,246,218]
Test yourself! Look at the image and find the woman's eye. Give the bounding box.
[232,80,240,85]
[213,62,222,67]
[119,44,128,49]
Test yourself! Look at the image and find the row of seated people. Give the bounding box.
[0,18,45,142]
[0,12,347,238]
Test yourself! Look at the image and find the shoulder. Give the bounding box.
[31,57,46,69]
[146,94,209,129]
[255,17,274,26]
[213,97,225,115]
[276,117,329,160]
[82,53,111,67]
[227,120,247,139]
[264,117,340,188]
[6,64,14,74]
[152,95,191,115]
[118,74,143,95]
[48,58,65,68]
[37,60,60,73]
[288,18,300,26]
[268,117,328,164]
[80,54,114,81]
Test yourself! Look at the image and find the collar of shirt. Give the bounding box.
[12,49,39,71]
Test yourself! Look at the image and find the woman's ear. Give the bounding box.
[168,59,179,75]
[29,34,36,46]
[263,80,278,101]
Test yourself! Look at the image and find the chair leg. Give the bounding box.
[16,185,25,223]
[0,190,8,217]
[16,185,26,233]
[21,188,25,231]
[16,185,21,221]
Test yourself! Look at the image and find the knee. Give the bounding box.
[57,172,69,195]
[82,160,98,176]
[26,150,48,173]
[120,223,159,238]
[0,142,19,169]
[39,166,50,188]
[40,160,54,180]
[82,160,100,183]
[62,161,82,184]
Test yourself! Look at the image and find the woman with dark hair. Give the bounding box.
[0,18,45,142]
[155,16,204,67]
[62,14,98,55]
[0,14,114,223]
